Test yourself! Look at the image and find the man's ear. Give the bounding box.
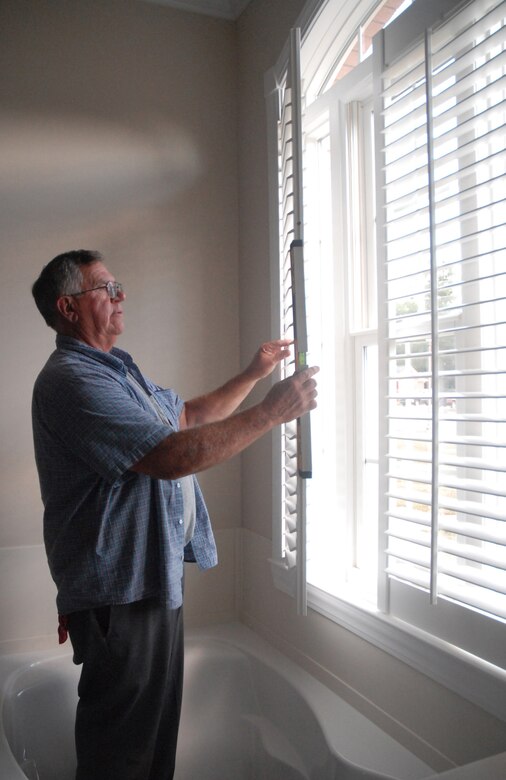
[56,295,77,323]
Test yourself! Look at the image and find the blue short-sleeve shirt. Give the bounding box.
[32,335,218,614]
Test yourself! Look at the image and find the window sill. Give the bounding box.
[307,582,506,723]
[268,559,506,722]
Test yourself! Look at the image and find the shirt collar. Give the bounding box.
[55,334,133,375]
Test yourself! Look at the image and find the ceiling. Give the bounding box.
[139,0,251,20]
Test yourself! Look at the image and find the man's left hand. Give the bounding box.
[246,339,293,381]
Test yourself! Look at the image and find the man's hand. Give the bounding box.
[261,365,319,425]
[245,339,293,381]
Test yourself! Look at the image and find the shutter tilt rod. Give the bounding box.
[425,26,439,606]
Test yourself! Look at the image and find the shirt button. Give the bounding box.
[176,482,181,488]
[178,518,183,525]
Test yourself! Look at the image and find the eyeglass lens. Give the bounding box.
[107,282,123,299]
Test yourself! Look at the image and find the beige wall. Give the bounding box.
[235,0,506,771]
[0,0,241,650]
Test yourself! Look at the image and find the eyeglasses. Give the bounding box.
[71,281,124,300]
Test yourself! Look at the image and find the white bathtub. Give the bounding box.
[0,623,504,780]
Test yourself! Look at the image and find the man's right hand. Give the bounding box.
[261,366,319,425]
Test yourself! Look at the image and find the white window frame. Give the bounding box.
[302,59,380,604]
[265,0,506,721]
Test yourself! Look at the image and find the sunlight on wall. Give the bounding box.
[0,111,203,237]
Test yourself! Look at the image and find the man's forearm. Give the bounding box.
[182,339,294,427]
[183,369,258,427]
[132,402,273,480]
[132,366,319,480]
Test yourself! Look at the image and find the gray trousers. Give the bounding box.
[67,598,184,780]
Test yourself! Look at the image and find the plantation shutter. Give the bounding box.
[278,28,311,615]
[375,0,506,668]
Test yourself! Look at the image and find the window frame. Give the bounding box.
[265,0,506,721]
[302,59,380,602]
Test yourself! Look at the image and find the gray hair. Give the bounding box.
[32,249,103,329]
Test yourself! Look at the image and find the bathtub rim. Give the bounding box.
[0,644,73,780]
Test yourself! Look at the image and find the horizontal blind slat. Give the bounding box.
[387,509,506,544]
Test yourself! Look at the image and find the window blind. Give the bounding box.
[278,28,310,615]
[377,0,506,666]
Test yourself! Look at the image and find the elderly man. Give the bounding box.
[31,249,318,780]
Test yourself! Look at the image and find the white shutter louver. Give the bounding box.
[377,0,506,667]
[278,28,311,615]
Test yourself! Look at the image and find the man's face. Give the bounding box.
[69,261,125,351]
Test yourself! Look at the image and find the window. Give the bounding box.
[376,0,506,668]
[303,63,380,606]
[266,0,506,719]
[326,0,413,84]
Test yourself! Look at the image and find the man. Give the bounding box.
[31,249,318,780]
